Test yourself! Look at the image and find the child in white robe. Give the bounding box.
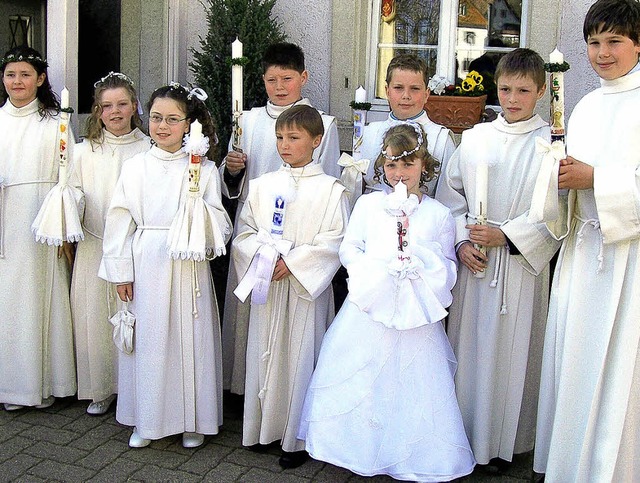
[534,1,640,480]
[221,43,341,396]
[71,72,149,415]
[435,49,560,469]
[359,54,456,198]
[232,105,348,469]
[100,84,231,448]
[300,123,475,481]
[0,46,76,411]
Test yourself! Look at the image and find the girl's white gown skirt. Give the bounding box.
[299,301,475,482]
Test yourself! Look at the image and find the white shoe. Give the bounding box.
[86,395,116,415]
[35,396,55,409]
[182,432,204,448]
[4,403,24,411]
[129,428,151,448]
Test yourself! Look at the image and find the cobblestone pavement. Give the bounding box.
[0,395,536,482]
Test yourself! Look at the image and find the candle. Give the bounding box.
[549,48,566,141]
[61,87,69,109]
[231,37,243,114]
[394,179,408,199]
[549,48,564,64]
[475,162,488,217]
[355,85,366,103]
[271,196,286,239]
[190,119,203,145]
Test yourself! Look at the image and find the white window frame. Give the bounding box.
[365,0,529,111]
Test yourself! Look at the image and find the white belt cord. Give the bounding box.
[575,216,604,272]
[0,179,56,258]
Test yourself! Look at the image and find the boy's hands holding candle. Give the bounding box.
[272,257,291,281]
[225,150,247,176]
[558,156,594,190]
[116,283,134,302]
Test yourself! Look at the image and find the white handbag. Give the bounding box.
[109,301,135,354]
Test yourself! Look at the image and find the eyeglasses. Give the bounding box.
[149,114,187,126]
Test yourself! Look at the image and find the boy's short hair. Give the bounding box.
[385,54,429,87]
[275,105,324,138]
[495,48,546,89]
[583,0,640,44]
[262,43,305,74]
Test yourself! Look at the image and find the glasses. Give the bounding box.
[149,114,187,126]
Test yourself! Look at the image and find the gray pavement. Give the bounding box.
[0,395,536,482]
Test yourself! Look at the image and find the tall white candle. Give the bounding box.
[190,119,203,146]
[394,179,408,199]
[61,87,69,109]
[549,47,566,140]
[355,85,366,103]
[549,48,564,64]
[231,37,243,114]
[475,162,488,217]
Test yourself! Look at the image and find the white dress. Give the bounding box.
[534,70,640,482]
[233,164,348,452]
[0,99,77,406]
[435,114,560,464]
[360,110,456,197]
[71,128,149,402]
[221,99,341,395]
[100,146,231,439]
[300,191,475,481]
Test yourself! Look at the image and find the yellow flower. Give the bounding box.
[468,70,484,85]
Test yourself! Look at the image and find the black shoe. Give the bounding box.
[246,443,270,453]
[479,457,511,475]
[279,450,308,469]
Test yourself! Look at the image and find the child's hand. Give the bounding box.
[272,258,291,282]
[466,224,507,248]
[57,241,76,269]
[457,242,487,274]
[558,156,594,190]
[225,150,247,176]
[116,283,133,302]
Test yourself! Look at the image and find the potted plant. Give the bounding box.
[425,71,489,133]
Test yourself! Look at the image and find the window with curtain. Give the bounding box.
[370,0,524,104]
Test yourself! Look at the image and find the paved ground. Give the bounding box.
[0,395,536,482]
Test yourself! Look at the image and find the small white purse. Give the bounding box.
[109,301,135,354]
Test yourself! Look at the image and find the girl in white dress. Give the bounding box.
[100,84,231,448]
[71,72,149,415]
[0,46,76,411]
[299,123,476,481]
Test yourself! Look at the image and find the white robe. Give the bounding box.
[435,114,560,464]
[233,164,348,452]
[300,191,475,481]
[221,99,341,395]
[360,111,456,197]
[70,128,149,402]
[0,99,77,406]
[534,70,640,482]
[100,146,231,439]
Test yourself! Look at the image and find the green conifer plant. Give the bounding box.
[191,0,286,161]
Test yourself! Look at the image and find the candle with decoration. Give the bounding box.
[350,85,371,161]
[188,120,204,192]
[473,160,488,278]
[546,48,570,144]
[231,37,244,151]
[58,87,72,176]
[393,180,411,261]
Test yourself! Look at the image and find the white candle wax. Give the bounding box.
[231,38,243,114]
[394,179,408,199]
[549,48,564,64]
[61,87,69,109]
[190,119,203,144]
[475,162,488,216]
[355,86,367,103]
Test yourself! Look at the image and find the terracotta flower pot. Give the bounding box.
[424,94,487,133]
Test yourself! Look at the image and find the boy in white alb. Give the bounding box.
[233,105,347,469]
[221,43,341,395]
[435,49,560,470]
[534,1,640,480]
[360,54,455,197]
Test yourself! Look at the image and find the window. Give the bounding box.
[369,0,526,106]
[9,15,32,49]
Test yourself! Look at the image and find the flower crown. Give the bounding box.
[1,53,48,69]
[381,121,424,161]
[94,71,134,88]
